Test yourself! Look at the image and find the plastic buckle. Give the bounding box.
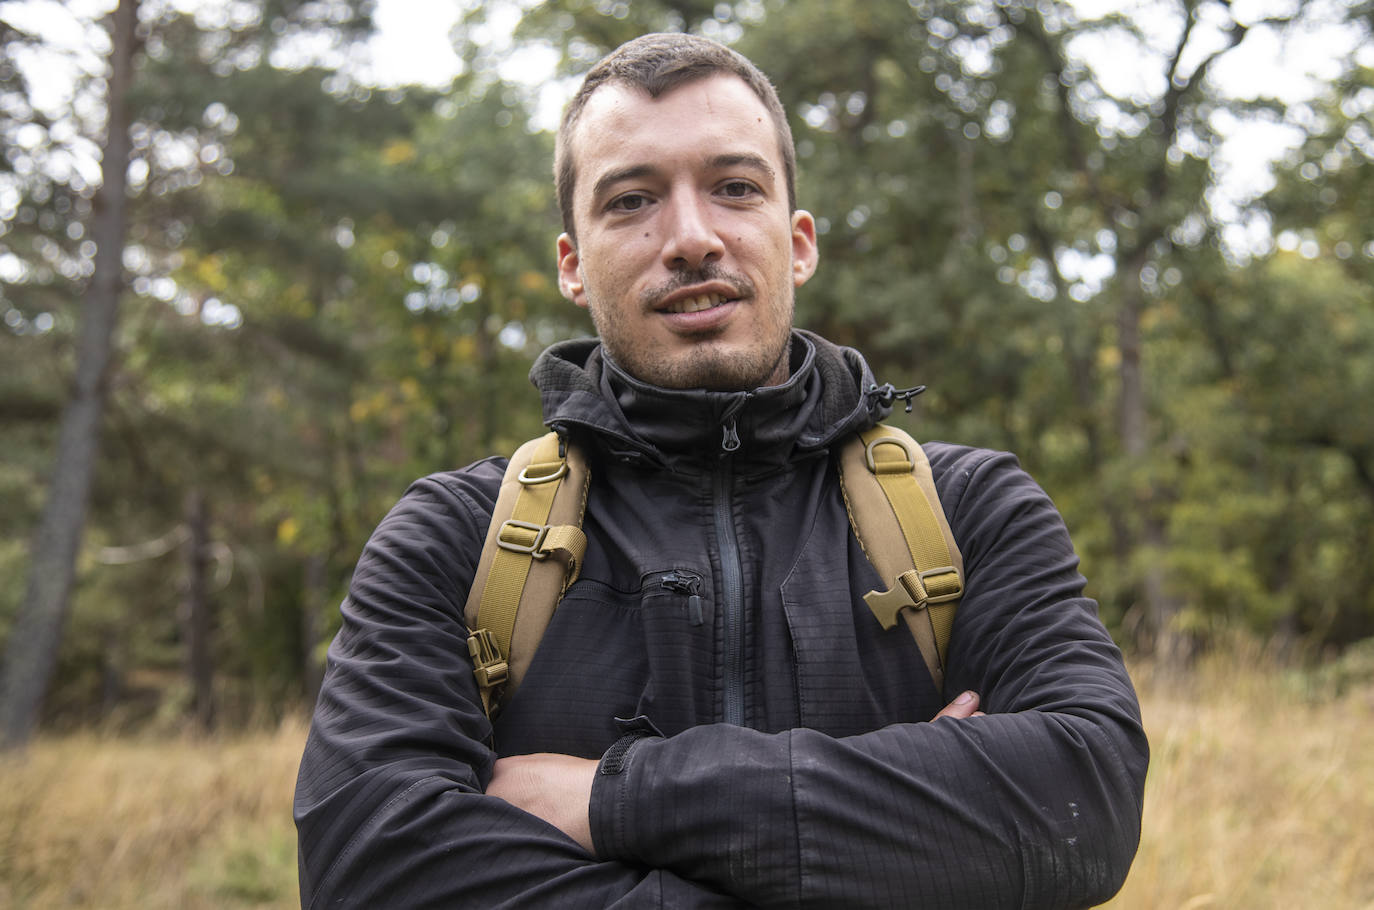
[905,566,962,604]
[467,629,509,689]
[497,520,549,558]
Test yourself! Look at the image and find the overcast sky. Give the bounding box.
[5,0,1372,251]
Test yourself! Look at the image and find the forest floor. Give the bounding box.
[2,648,1372,909]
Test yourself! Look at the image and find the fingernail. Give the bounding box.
[956,691,976,705]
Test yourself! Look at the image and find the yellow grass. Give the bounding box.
[1,655,1371,909]
[1106,654,1374,910]
[0,718,305,910]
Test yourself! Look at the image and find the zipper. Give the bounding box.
[660,570,704,626]
[714,434,745,727]
[721,418,741,452]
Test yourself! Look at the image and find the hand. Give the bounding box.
[488,695,982,851]
[933,690,986,721]
[488,753,598,853]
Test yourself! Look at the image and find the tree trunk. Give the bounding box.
[1119,252,1186,665]
[473,298,498,452]
[301,553,327,705]
[1117,253,1149,462]
[182,489,214,732]
[0,0,139,751]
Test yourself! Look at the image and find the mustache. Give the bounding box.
[639,263,755,308]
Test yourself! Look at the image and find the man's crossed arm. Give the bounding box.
[487,690,987,853]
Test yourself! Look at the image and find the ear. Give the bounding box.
[790,211,819,288]
[556,233,587,307]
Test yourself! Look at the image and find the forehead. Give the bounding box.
[568,74,782,198]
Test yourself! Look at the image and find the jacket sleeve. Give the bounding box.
[293,466,748,909]
[587,448,1149,909]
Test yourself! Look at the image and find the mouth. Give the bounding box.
[662,292,733,314]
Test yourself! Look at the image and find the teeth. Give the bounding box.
[666,294,724,314]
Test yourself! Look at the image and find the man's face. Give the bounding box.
[556,74,818,391]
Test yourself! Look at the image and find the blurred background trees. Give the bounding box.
[1,0,1371,744]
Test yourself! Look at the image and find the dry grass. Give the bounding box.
[1106,651,1374,910]
[1,653,1372,909]
[0,717,305,910]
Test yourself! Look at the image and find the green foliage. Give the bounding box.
[187,819,298,904]
[4,0,1374,729]
[5,0,573,727]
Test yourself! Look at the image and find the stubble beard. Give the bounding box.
[587,265,794,391]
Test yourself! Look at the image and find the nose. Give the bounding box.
[660,192,724,270]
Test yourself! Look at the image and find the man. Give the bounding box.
[295,33,1147,909]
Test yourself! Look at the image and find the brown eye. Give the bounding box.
[609,193,648,212]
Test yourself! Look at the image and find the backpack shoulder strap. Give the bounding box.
[837,423,964,693]
[463,431,590,718]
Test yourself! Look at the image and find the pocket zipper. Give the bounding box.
[659,570,704,626]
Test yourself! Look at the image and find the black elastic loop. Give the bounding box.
[868,382,928,413]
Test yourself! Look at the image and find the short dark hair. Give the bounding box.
[554,33,797,243]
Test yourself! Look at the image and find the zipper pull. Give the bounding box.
[721,418,740,453]
[661,571,704,625]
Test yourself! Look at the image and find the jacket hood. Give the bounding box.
[529,330,891,471]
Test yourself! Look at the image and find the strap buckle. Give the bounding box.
[497,520,550,558]
[467,628,509,690]
[866,566,963,631]
[902,566,963,605]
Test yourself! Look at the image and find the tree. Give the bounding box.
[6,0,1372,736]
[0,0,138,751]
[497,0,1373,663]
[1,0,385,741]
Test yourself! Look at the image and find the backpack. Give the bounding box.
[462,424,963,719]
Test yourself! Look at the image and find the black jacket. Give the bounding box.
[294,331,1148,908]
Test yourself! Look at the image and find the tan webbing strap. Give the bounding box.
[838,424,964,692]
[463,432,589,717]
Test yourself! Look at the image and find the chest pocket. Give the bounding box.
[491,577,644,757]
[779,493,941,734]
[491,567,716,757]
[635,568,718,734]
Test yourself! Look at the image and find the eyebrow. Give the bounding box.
[591,164,657,204]
[589,153,778,203]
[709,153,777,185]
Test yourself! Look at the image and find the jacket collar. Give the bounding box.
[530,330,890,471]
